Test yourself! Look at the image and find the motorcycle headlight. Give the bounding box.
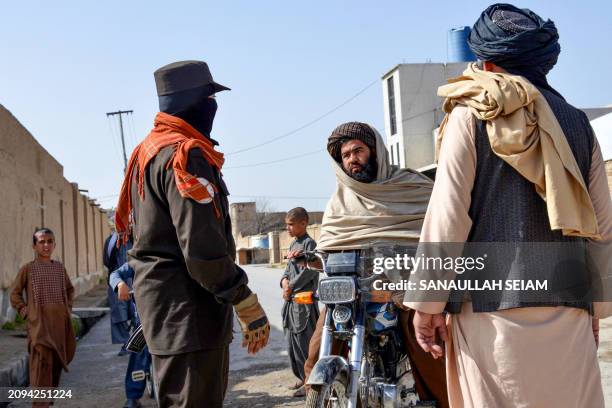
[318,277,356,304]
[332,305,352,324]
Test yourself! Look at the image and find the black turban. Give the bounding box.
[468,3,560,81]
[327,122,376,163]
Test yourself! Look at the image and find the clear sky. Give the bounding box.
[1,0,610,212]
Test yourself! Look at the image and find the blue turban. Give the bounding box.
[468,3,561,93]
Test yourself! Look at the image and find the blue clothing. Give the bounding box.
[126,346,152,399]
[109,262,140,328]
[110,315,131,346]
[109,262,135,294]
[109,258,152,400]
[107,285,132,343]
[104,233,135,343]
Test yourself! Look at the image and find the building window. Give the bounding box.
[396,143,401,166]
[390,144,395,164]
[387,76,397,135]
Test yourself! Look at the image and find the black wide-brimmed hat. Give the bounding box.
[154,60,230,96]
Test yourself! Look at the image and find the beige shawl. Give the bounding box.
[437,63,599,239]
[317,127,433,251]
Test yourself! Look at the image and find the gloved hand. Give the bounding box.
[234,293,270,354]
[392,291,409,311]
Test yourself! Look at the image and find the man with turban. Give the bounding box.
[303,122,450,407]
[404,4,612,407]
[114,61,270,407]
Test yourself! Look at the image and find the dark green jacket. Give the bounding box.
[129,146,250,355]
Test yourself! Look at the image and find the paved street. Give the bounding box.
[225,265,305,407]
[7,264,612,407]
[8,265,302,408]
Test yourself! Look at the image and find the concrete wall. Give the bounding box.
[231,201,323,251]
[235,223,322,266]
[0,104,112,324]
[230,202,256,239]
[382,62,467,170]
[231,201,323,238]
[270,225,321,265]
[236,248,270,265]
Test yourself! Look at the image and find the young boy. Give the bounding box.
[10,228,76,398]
[280,207,319,398]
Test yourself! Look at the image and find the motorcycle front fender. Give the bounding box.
[306,355,350,388]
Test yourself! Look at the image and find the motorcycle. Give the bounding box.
[296,250,436,408]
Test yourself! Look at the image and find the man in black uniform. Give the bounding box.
[115,60,270,408]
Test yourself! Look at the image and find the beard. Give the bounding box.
[345,157,377,183]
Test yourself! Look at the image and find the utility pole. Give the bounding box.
[106,109,133,173]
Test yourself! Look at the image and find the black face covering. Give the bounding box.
[158,84,218,139]
[175,97,217,138]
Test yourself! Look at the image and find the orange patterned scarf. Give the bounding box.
[115,112,225,241]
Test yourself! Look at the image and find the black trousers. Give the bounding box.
[285,306,319,382]
[152,346,229,408]
[286,328,313,382]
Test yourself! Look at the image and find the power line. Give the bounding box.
[128,113,140,150]
[224,122,384,170]
[222,109,435,171]
[106,110,133,173]
[226,79,378,156]
[401,107,438,124]
[224,148,325,169]
[107,116,123,165]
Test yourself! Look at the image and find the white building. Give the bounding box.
[590,111,612,164]
[382,63,612,174]
[381,62,468,170]
[590,111,612,192]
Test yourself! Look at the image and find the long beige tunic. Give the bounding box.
[407,106,612,408]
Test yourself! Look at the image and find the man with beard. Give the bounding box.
[302,122,449,407]
[334,138,377,183]
[404,4,612,407]
[114,60,270,407]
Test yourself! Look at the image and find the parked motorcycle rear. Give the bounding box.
[294,250,437,408]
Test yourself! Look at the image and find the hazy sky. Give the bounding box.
[1,0,610,212]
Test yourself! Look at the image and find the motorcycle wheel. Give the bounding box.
[305,381,349,408]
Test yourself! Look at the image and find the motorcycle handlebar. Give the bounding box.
[287,250,327,274]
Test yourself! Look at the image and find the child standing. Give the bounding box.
[10,228,76,400]
[280,207,319,398]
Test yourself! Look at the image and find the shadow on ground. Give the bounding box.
[226,322,305,408]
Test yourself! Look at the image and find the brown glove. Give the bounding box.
[234,293,270,354]
[392,291,409,311]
